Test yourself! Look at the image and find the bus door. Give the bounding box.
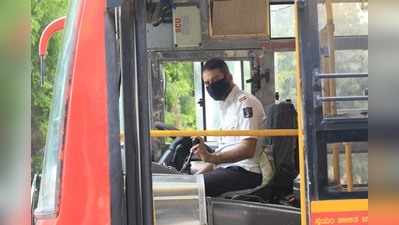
[295,0,368,224]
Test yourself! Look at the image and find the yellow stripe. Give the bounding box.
[311,199,368,213]
[149,129,298,137]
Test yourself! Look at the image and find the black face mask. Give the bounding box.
[206,78,231,101]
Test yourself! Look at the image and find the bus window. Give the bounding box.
[318,2,368,36]
[335,50,368,117]
[318,0,368,119]
[327,142,368,193]
[243,61,252,92]
[270,4,295,39]
[162,61,197,130]
[274,51,297,104]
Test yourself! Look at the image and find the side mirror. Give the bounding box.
[38,16,66,86]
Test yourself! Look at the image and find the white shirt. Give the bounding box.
[215,85,268,174]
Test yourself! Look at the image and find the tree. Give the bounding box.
[163,62,197,129]
[31,0,68,175]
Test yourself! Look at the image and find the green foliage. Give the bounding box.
[275,52,297,103]
[163,62,197,129]
[31,0,68,175]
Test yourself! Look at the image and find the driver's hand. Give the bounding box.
[191,137,214,163]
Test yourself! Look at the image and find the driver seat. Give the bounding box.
[221,101,299,203]
[220,147,274,201]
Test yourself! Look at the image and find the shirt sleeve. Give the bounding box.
[238,97,266,141]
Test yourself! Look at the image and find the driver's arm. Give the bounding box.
[213,138,257,164]
[192,138,257,165]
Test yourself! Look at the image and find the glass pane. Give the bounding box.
[37,0,79,214]
[270,4,295,38]
[243,61,252,92]
[318,1,368,119]
[327,142,368,192]
[334,3,368,36]
[274,52,297,104]
[225,61,243,90]
[334,50,368,116]
[318,2,368,36]
[162,62,197,130]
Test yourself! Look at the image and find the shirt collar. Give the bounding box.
[222,85,239,107]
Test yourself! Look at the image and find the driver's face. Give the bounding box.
[202,69,226,87]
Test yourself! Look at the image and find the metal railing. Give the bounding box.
[318,96,368,102]
[315,72,368,79]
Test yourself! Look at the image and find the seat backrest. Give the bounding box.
[269,102,299,180]
[252,101,299,202]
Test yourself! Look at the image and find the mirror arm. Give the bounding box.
[38,16,66,86]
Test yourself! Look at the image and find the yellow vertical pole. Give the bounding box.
[294,2,308,225]
[319,29,331,117]
[332,146,341,186]
[324,0,341,187]
[325,0,337,116]
[344,143,354,192]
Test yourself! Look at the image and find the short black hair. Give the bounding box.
[203,58,230,75]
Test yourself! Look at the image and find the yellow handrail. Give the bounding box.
[149,129,298,137]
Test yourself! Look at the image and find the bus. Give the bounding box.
[33,0,368,225]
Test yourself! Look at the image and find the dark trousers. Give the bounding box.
[203,166,262,197]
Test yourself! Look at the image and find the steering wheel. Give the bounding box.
[154,122,214,174]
